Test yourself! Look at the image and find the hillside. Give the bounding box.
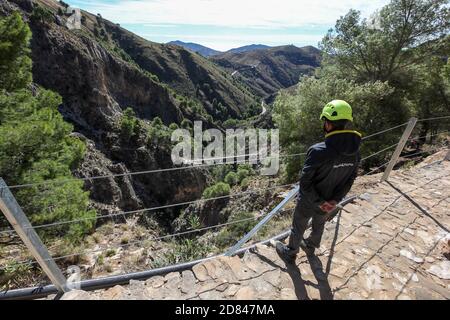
[227,44,271,54]
[0,0,226,223]
[211,45,321,100]
[58,150,450,300]
[167,40,221,57]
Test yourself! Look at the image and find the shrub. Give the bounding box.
[202,182,231,199]
[224,172,239,186]
[31,6,54,24]
[120,107,140,139]
[180,119,193,130]
[147,117,172,147]
[238,164,254,175]
[222,118,239,129]
[240,177,250,189]
[151,239,213,268]
[215,211,258,248]
[237,168,250,183]
[211,165,233,182]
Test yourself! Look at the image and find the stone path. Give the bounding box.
[61,151,450,300]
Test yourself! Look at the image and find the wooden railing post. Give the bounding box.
[381,118,418,182]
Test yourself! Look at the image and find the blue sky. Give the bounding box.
[66,0,389,51]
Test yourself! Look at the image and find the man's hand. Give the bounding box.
[319,200,337,214]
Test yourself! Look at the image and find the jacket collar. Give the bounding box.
[325,130,362,139]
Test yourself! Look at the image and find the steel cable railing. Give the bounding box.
[1,152,306,191]
[2,117,446,191]
[1,117,449,292]
[0,121,447,241]
[27,183,297,231]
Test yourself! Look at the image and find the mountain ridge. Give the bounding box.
[168,41,273,57]
[211,44,322,100]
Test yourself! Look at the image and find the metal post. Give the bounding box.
[381,118,418,182]
[0,178,68,293]
[225,185,299,256]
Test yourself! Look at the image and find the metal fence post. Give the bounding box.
[381,118,418,182]
[0,178,68,293]
[224,185,299,256]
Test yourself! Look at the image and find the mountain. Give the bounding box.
[227,44,271,54]
[211,45,322,100]
[0,0,260,219]
[167,42,271,57]
[167,40,221,57]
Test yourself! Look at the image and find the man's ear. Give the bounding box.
[324,120,333,133]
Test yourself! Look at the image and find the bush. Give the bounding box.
[120,107,140,139]
[202,182,231,199]
[147,117,172,147]
[215,212,258,248]
[237,168,250,183]
[180,119,192,130]
[222,118,239,129]
[224,172,239,186]
[240,177,250,189]
[238,164,254,175]
[31,6,54,24]
[151,239,213,268]
[211,165,234,182]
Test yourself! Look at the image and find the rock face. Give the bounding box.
[1,0,213,219]
[60,153,450,300]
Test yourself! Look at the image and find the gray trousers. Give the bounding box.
[288,198,327,250]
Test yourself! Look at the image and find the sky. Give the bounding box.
[66,0,390,51]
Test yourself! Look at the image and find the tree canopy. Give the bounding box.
[274,0,450,181]
[0,12,95,241]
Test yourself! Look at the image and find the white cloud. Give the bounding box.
[73,0,390,28]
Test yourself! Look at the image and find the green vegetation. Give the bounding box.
[151,238,213,268]
[224,172,239,186]
[273,0,450,180]
[0,13,32,92]
[240,177,250,189]
[0,13,95,241]
[30,5,54,24]
[120,107,141,139]
[237,168,250,182]
[215,211,258,248]
[147,117,172,147]
[202,182,231,199]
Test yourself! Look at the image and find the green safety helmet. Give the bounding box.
[320,100,353,122]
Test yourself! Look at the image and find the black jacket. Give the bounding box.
[299,130,361,207]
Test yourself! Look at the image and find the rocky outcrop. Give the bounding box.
[1,0,209,224]
[59,151,450,300]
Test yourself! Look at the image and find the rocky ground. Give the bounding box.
[59,150,450,300]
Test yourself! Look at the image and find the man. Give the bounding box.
[276,100,361,261]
